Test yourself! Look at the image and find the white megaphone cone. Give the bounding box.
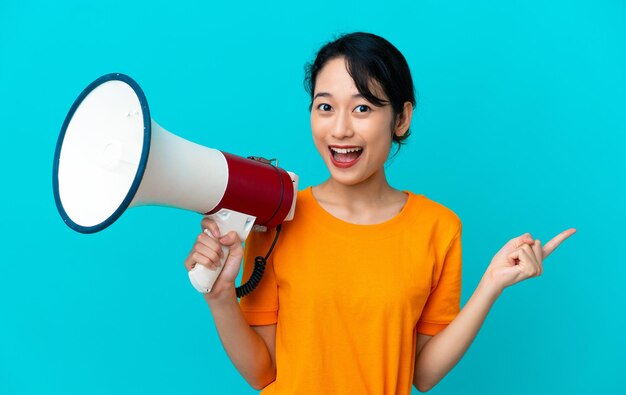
[53,73,298,295]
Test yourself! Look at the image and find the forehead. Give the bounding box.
[314,57,356,94]
[314,57,386,100]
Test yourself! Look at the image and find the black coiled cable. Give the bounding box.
[236,224,282,298]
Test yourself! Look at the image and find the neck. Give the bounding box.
[316,170,396,208]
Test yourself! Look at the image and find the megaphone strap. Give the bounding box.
[247,156,278,167]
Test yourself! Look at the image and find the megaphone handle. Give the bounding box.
[188,209,256,293]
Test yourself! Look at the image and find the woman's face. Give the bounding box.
[310,57,398,187]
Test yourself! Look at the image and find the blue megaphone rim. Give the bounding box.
[52,73,152,234]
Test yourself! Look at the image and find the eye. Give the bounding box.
[317,103,332,112]
[354,104,371,113]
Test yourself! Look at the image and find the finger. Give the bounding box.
[196,233,224,258]
[201,217,221,238]
[218,231,242,247]
[190,251,218,270]
[200,216,214,230]
[531,240,542,261]
[542,228,577,258]
[508,246,531,266]
[194,243,223,268]
[532,240,543,276]
[219,231,244,257]
[183,257,195,272]
[215,232,246,283]
[507,248,522,264]
[517,247,540,278]
[521,243,536,260]
[521,242,542,275]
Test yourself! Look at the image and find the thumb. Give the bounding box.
[216,232,245,283]
[509,233,534,249]
[219,231,244,257]
[498,233,534,257]
[499,265,523,282]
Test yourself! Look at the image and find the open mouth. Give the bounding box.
[329,146,363,167]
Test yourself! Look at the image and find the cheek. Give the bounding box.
[310,117,328,154]
[311,115,333,139]
[361,120,393,149]
[375,138,393,161]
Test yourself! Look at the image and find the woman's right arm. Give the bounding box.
[184,218,277,390]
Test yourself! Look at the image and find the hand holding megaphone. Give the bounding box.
[187,209,254,293]
[185,215,248,294]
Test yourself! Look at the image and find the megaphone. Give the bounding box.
[53,73,298,296]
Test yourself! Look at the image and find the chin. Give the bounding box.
[328,169,374,187]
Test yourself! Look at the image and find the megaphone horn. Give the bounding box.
[53,73,298,295]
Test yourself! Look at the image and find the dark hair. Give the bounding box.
[304,32,416,149]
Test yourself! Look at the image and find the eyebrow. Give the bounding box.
[313,92,365,100]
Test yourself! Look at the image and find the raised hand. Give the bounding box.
[484,228,577,292]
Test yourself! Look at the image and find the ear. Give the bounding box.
[394,102,413,137]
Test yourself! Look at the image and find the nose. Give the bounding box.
[331,110,354,139]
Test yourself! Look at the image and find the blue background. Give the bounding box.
[1,0,624,394]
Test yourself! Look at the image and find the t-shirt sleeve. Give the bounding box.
[416,221,462,336]
[238,229,279,326]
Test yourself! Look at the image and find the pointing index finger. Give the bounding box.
[542,228,576,258]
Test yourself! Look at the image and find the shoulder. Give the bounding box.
[296,187,311,201]
[406,192,462,238]
[414,193,460,224]
[293,187,319,216]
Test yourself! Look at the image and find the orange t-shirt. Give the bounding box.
[239,187,462,394]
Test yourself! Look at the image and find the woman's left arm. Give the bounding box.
[413,228,576,392]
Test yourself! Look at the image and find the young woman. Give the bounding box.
[183,32,575,394]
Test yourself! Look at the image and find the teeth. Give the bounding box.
[330,147,363,154]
